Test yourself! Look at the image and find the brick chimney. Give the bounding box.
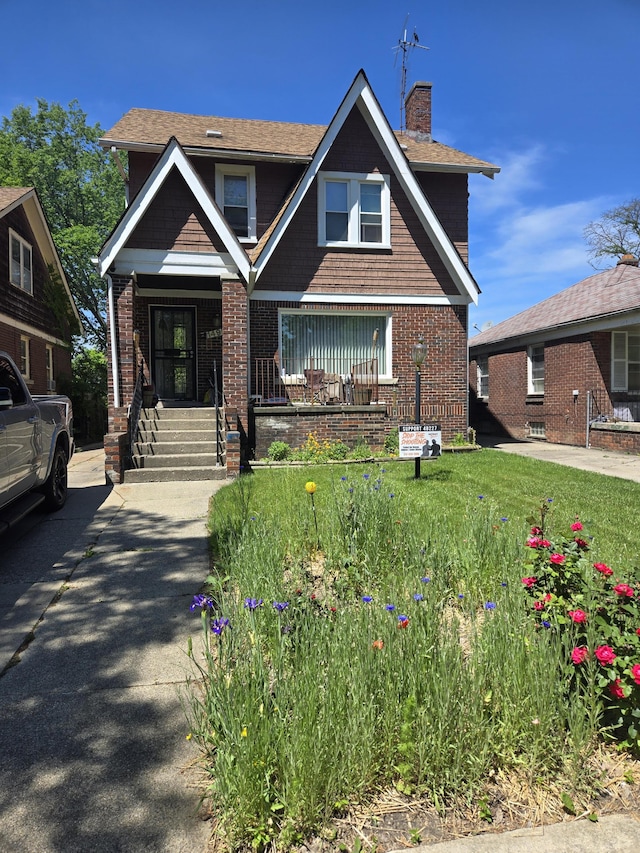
[617,253,639,266]
[405,81,432,141]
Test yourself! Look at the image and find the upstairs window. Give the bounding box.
[10,230,33,294]
[318,172,390,248]
[215,165,256,242]
[528,344,544,395]
[612,331,640,392]
[477,356,489,398]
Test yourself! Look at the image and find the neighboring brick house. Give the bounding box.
[469,255,640,453]
[97,69,498,481]
[0,187,79,393]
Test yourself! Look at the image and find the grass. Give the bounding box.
[186,450,640,851]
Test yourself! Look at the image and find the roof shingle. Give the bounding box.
[470,261,640,349]
[100,107,498,174]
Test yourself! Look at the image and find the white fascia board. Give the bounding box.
[101,138,313,165]
[0,310,71,347]
[252,71,479,305]
[356,86,479,305]
[251,72,372,288]
[98,139,251,281]
[250,290,469,305]
[469,309,640,355]
[115,248,239,278]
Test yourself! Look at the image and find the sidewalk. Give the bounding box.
[0,448,225,852]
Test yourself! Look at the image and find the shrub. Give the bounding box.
[267,440,292,461]
[350,437,373,459]
[384,427,399,455]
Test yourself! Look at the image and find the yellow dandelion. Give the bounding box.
[305,481,317,494]
[241,726,248,738]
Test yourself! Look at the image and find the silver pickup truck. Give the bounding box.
[0,351,74,530]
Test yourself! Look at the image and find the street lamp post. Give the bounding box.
[412,336,427,479]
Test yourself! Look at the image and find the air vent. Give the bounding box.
[206,129,222,138]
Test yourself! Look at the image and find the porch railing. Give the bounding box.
[127,361,146,468]
[252,357,378,406]
[589,388,640,423]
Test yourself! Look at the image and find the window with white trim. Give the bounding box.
[46,345,55,391]
[477,356,489,399]
[318,172,390,248]
[280,311,390,378]
[528,344,544,394]
[215,165,256,241]
[20,336,31,379]
[612,331,640,392]
[10,230,33,294]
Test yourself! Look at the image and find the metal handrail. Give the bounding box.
[127,361,146,468]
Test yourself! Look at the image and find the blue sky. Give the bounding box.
[2,0,639,332]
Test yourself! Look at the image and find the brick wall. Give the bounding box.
[470,334,609,445]
[253,405,391,459]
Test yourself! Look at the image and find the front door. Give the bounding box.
[151,308,196,401]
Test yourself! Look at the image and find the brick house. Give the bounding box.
[469,255,640,453]
[97,70,498,482]
[0,187,78,393]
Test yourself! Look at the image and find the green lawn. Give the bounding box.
[186,450,640,851]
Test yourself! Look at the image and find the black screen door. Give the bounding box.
[151,308,195,401]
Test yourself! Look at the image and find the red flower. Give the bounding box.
[594,562,613,576]
[534,601,545,611]
[595,645,616,665]
[530,526,543,535]
[631,664,640,686]
[522,577,537,588]
[571,646,589,665]
[539,539,552,548]
[526,537,541,548]
[613,583,634,598]
[568,609,587,623]
[397,617,410,629]
[543,593,552,602]
[571,521,583,532]
[636,627,640,637]
[609,678,625,699]
[574,538,589,549]
[550,553,566,565]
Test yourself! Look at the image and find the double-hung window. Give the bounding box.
[528,344,544,395]
[280,311,390,379]
[318,172,390,248]
[215,165,256,242]
[612,331,640,392]
[10,230,33,294]
[20,336,30,379]
[477,356,489,399]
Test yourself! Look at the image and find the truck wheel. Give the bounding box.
[42,446,68,511]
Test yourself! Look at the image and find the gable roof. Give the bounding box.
[101,101,499,179]
[0,186,81,325]
[97,138,251,279]
[249,69,480,303]
[470,259,640,352]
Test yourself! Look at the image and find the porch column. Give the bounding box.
[105,274,135,484]
[222,278,249,470]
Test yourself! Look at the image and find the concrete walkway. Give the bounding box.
[0,447,225,852]
[480,436,640,482]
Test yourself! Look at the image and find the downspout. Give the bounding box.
[106,274,121,409]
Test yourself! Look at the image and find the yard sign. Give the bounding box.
[399,424,442,459]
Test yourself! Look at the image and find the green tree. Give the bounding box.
[0,99,125,349]
[584,198,640,267]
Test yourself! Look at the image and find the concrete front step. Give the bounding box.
[132,452,220,469]
[135,441,218,456]
[124,465,227,483]
[143,407,219,420]
[137,428,218,443]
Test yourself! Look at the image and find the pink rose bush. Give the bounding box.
[521,504,640,753]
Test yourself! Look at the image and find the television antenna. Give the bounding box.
[393,14,429,132]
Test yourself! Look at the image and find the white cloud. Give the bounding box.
[471,146,545,214]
